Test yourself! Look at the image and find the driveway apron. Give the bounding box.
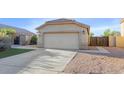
[0,49,76,74]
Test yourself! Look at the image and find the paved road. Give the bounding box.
[0,49,76,74]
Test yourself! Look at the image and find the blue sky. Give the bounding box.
[0,18,121,36]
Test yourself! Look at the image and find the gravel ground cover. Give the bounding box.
[64,47,124,74]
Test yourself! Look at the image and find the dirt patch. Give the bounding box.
[64,47,124,74]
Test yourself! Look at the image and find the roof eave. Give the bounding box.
[36,22,90,30]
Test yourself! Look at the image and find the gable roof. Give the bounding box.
[46,19,74,23]
[36,19,90,33]
[0,24,35,35]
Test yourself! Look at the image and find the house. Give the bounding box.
[121,18,124,36]
[36,19,90,49]
[0,24,35,45]
[111,19,124,48]
[115,19,124,48]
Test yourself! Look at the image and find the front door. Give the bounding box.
[14,36,20,44]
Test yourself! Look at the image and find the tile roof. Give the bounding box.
[0,24,35,35]
[36,18,90,30]
[46,18,75,23]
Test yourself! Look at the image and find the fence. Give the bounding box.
[90,37,109,46]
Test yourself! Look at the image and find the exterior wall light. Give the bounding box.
[82,30,85,34]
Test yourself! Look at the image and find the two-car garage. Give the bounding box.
[36,19,90,50]
[44,33,79,49]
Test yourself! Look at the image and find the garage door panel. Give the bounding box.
[44,33,79,49]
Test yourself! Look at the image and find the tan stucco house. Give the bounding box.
[121,18,124,36]
[36,19,90,49]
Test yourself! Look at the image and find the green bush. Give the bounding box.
[30,35,37,45]
[0,28,15,51]
[0,36,11,51]
[0,28,16,37]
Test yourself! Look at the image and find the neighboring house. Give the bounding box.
[36,19,90,49]
[120,18,124,36]
[0,24,35,45]
[110,19,124,48]
[115,19,124,48]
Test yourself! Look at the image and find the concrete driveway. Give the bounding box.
[0,49,76,74]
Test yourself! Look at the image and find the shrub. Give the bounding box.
[0,36,11,50]
[30,35,37,45]
[0,28,16,51]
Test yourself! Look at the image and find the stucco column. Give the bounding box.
[20,35,26,45]
[79,30,88,49]
[37,32,44,48]
[109,36,116,47]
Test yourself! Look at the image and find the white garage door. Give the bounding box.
[44,33,79,49]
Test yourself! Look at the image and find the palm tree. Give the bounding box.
[0,28,16,38]
[0,28,16,44]
[0,28,16,36]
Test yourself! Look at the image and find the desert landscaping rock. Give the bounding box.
[64,47,124,74]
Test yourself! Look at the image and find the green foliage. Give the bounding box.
[111,31,120,36]
[90,32,94,37]
[30,35,37,45]
[0,28,16,37]
[103,29,120,36]
[0,28,16,50]
[103,29,111,36]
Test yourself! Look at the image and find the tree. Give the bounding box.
[90,32,94,37]
[103,29,120,36]
[111,31,120,36]
[103,29,112,36]
[30,35,37,45]
[0,28,16,45]
[0,28,15,50]
[0,28,16,37]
